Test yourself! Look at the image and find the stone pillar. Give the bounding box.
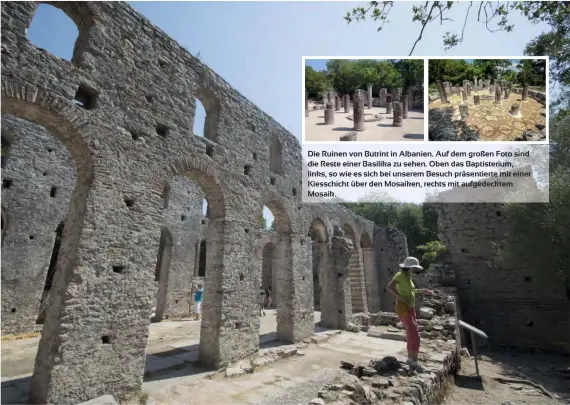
[393,88,402,102]
[305,94,309,118]
[402,95,409,119]
[352,95,365,131]
[522,85,529,101]
[386,102,393,114]
[335,95,341,111]
[466,84,472,97]
[474,77,478,87]
[495,85,502,105]
[504,87,510,99]
[327,92,334,103]
[324,102,335,125]
[343,94,351,113]
[392,101,403,127]
[320,228,353,330]
[459,104,469,119]
[379,88,387,105]
[473,95,480,106]
[461,89,467,101]
[367,83,373,109]
[436,80,448,104]
[509,103,521,117]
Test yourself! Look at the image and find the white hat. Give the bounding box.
[399,256,423,270]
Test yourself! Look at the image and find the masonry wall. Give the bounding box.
[437,203,570,354]
[1,114,76,334]
[0,2,408,403]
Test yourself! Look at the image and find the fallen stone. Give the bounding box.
[418,307,436,320]
[311,335,328,344]
[308,398,326,405]
[77,395,118,405]
[225,366,244,377]
[345,323,360,333]
[366,328,383,338]
[380,331,407,341]
[341,360,355,370]
[277,346,297,358]
[371,378,390,389]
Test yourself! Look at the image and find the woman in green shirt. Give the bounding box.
[386,256,434,372]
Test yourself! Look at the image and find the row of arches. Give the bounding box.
[25,3,285,175]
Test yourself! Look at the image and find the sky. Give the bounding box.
[26,2,551,214]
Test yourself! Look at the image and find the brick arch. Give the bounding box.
[159,156,226,220]
[1,79,95,179]
[361,231,372,248]
[26,2,103,65]
[308,218,329,243]
[261,190,292,234]
[341,223,357,245]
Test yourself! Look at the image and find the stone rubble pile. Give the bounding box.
[308,347,459,405]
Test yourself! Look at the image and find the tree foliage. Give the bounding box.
[305,59,423,99]
[416,240,448,271]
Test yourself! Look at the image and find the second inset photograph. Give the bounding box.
[304,58,425,142]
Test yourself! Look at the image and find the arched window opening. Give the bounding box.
[193,98,206,137]
[261,243,276,308]
[162,184,170,210]
[198,240,207,277]
[259,206,275,231]
[202,199,209,218]
[27,4,79,62]
[269,134,283,175]
[194,88,220,141]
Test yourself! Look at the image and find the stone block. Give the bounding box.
[77,395,118,405]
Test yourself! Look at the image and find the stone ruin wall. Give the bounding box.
[436,203,570,354]
[0,2,409,403]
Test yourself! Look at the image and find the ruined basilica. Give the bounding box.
[1,2,569,405]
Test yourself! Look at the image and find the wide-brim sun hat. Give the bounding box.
[399,256,423,270]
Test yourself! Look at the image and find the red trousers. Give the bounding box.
[399,307,420,352]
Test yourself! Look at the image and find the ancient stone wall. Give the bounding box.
[1,114,76,334]
[0,2,408,403]
[436,203,570,354]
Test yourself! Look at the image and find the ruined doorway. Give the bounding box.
[309,219,328,312]
[342,224,368,313]
[261,242,276,308]
[361,231,379,312]
[153,227,173,322]
[197,239,206,277]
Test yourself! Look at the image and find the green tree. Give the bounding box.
[305,66,331,99]
[416,240,448,270]
[258,213,267,229]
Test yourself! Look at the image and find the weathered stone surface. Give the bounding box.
[392,102,404,127]
[352,95,365,131]
[343,94,351,113]
[1,3,411,404]
[77,395,118,405]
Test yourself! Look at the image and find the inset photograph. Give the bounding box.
[428,58,547,142]
[304,58,425,142]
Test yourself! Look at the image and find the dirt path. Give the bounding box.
[443,350,569,405]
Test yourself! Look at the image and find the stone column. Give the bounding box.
[343,94,350,113]
[367,83,373,109]
[393,88,402,102]
[436,80,448,104]
[522,85,529,101]
[473,95,480,106]
[320,228,353,330]
[324,101,335,125]
[352,95,365,131]
[474,77,478,87]
[459,104,469,119]
[461,89,467,101]
[402,95,409,119]
[379,88,387,105]
[489,85,494,95]
[327,92,334,104]
[386,102,393,114]
[335,95,341,111]
[392,101,403,127]
[305,94,309,118]
[466,84,472,97]
[504,87,510,99]
[509,103,521,117]
[495,85,502,105]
